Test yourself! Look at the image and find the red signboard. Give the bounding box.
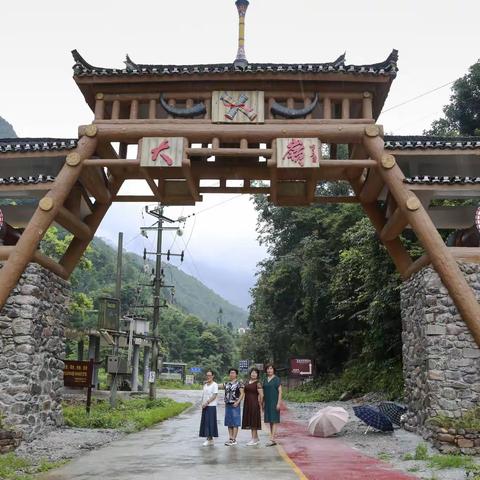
[289,358,313,377]
[64,360,93,388]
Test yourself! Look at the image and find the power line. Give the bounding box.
[381,80,455,114]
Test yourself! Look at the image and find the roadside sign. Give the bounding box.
[63,359,94,414]
[289,358,313,377]
[239,360,249,373]
[64,360,93,388]
[185,375,194,385]
[149,371,156,383]
[190,367,202,373]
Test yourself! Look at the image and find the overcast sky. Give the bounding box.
[1,0,478,309]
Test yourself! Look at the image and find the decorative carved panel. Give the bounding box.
[138,137,186,168]
[275,138,321,168]
[211,91,264,123]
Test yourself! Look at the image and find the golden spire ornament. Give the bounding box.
[234,0,249,69]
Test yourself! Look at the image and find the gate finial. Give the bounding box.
[234,0,250,69]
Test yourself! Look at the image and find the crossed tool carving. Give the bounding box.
[220,92,257,121]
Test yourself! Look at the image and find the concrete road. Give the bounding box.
[41,390,299,480]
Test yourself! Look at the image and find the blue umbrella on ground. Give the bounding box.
[353,405,394,433]
[378,402,407,426]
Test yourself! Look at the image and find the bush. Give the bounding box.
[283,360,404,403]
[63,397,190,432]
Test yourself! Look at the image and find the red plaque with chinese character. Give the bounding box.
[276,138,321,168]
[64,360,93,388]
[289,358,314,377]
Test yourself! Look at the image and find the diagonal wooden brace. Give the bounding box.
[0,136,98,310]
[364,134,480,347]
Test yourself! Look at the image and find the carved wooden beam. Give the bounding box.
[80,123,382,145]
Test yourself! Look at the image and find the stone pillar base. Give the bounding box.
[401,263,480,453]
[0,264,70,441]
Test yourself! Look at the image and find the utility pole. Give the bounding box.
[142,206,184,400]
[150,207,163,400]
[110,232,123,407]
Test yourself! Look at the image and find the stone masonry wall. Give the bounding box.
[401,263,480,453]
[0,263,70,441]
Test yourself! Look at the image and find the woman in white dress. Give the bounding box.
[199,370,219,446]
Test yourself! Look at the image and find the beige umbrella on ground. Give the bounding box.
[307,406,349,437]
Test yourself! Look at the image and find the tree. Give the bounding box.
[425,61,480,136]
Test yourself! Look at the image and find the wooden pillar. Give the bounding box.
[88,334,98,388]
[362,92,373,119]
[78,339,84,361]
[341,98,350,119]
[148,99,157,119]
[94,93,105,120]
[143,346,151,392]
[364,134,480,346]
[94,335,100,388]
[0,135,97,310]
[131,343,140,392]
[323,97,331,119]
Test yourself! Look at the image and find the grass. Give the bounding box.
[403,443,477,474]
[0,453,65,480]
[283,360,404,403]
[427,454,474,470]
[157,379,202,390]
[428,406,480,431]
[377,452,392,461]
[63,397,191,432]
[414,443,429,461]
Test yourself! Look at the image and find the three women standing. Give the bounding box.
[241,367,263,446]
[262,364,282,446]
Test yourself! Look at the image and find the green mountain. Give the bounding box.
[74,236,248,329]
[0,116,17,138]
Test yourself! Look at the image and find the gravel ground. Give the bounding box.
[287,399,479,480]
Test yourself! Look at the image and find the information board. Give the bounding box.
[64,360,93,388]
[289,358,313,377]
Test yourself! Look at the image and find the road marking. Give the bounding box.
[276,443,308,480]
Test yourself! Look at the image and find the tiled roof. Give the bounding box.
[0,175,56,185]
[385,136,480,150]
[404,176,480,185]
[0,138,77,154]
[72,49,399,77]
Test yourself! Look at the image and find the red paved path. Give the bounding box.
[278,409,416,480]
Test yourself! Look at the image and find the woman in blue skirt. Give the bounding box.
[199,370,219,446]
[223,368,244,446]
